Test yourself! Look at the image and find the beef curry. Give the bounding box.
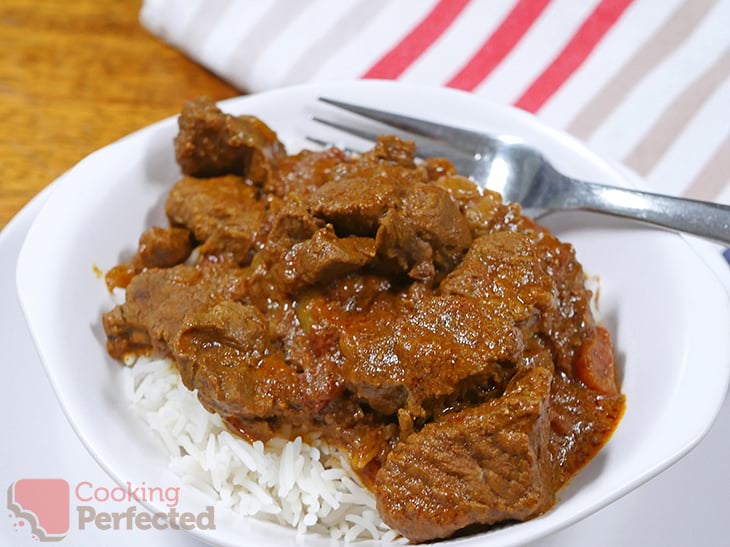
[103,97,624,543]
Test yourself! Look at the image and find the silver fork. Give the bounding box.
[311,97,730,245]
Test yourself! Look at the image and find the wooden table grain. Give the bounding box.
[0,0,239,229]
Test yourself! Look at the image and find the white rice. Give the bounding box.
[122,357,403,542]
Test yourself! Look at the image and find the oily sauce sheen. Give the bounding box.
[102,97,624,543]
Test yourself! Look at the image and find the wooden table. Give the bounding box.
[0,0,239,229]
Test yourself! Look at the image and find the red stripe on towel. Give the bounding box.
[362,0,471,79]
[446,0,551,91]
[514,0,635,113]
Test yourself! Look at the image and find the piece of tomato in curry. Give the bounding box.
[102,97,624,543]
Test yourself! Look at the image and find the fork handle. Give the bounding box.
[557,180,730,245]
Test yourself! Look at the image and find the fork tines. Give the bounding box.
[313,99,479,165]
[316,97,487,156]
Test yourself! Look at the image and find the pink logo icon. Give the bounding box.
[7,479,70,542]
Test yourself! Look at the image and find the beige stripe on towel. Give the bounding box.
[682,132,730,202]
[567,0,716,139]
[281,0,390,85]
[624,44,730,175]
[227,0,311,88]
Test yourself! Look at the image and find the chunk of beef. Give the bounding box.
[263,198,324,259]
[166,175,265,263]
[369,135,418,167]
[435,175,522,236]
[267,147,347,198]
[165,175,260,241]
[309,176,401,236]
[174,97,286,181]
[173,301,305,416]
[104,227,194,291]
[198,223,258,264]
[172,300,346,435]
[440,231,557,322]
[440,230,592,374]
[307,136,426,236]
[340,294,522,417]
[375,367,554,542]
[282,226,376,290]
[462,190,522,235]
[138,226,193,268]
[311,178,470,280]
[375,184,471,280]
[102,264,246,360]
[103,305,154,357]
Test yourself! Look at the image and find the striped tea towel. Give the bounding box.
[140,0,730,262]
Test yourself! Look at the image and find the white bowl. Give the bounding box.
[16,81,730,546]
